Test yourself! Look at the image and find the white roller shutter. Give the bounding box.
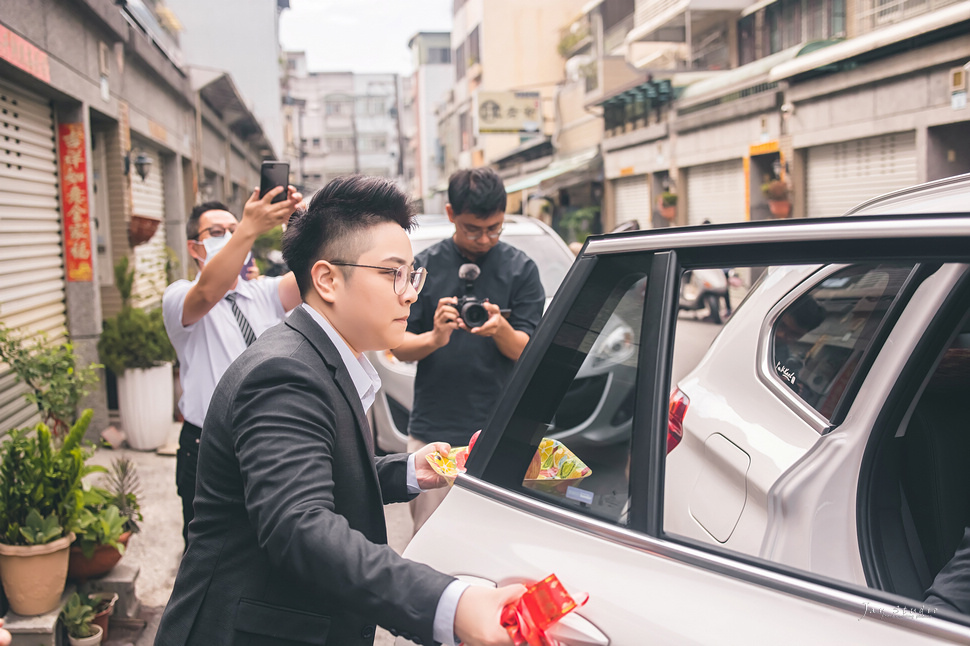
[130,147,166,310]
[0,79,65,433]
[806,132,917,218]
[613,175,650,229]
[687,160,745,225]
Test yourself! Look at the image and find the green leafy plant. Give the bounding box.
[0,325,100,438]
[559,206,600,244]
[60,592,97,639]
[661,191,678,207]
[102,457,143,534]
[74,485,128,559]
[0,410,101,546]
[762,179,789,201]
[97,257,175,375]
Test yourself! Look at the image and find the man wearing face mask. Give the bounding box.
[162,185,303,546]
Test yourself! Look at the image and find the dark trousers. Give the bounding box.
[175,421,202,549]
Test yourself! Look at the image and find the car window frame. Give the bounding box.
[462,213,970,639]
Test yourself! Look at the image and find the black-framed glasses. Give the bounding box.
[192,224,237,241]
[329,262,428,295]
[456,221,503,240]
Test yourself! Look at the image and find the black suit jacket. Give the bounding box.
[155,307,454,646]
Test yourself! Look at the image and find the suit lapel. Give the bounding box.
[285,307,378,465]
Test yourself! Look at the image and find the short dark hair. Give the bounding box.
[186,201,231,240]
[282,175,416,297]
[447,168,507,219]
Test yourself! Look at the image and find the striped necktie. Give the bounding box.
[224,293,257,346]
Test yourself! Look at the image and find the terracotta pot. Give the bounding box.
[68,624,103,646]
[90,592,118,641]
[68,532,132,583]
[0,532,74,615]
[660,205,676,220]
[768,199,791,218]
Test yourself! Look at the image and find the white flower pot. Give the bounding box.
[117,362,174,451]
[68,624,103,646]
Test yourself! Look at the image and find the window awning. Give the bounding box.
[769,1,970,82]
[505,148,600,194]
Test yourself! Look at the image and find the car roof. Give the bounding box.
[410,213,553,240]
[843,172,970,217]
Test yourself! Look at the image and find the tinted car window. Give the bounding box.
[481,253,647,525]
[771,263,915,418]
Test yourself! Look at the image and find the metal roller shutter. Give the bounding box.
[0,79,65,433]
[613,175,650,229]
[130,147,167,310]
[806,132,917,218]
[687,160,745,225]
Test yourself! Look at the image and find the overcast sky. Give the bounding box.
[279,0,453,75]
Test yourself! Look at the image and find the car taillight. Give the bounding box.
[667,388,689,454]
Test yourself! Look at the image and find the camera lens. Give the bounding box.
[461,302,489,328]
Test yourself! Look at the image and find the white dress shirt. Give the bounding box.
[162,276,285,427]
[300,303,468,646]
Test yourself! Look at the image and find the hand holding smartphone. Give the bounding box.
[259,161,290,204]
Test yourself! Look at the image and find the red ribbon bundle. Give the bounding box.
[500,574,588,646]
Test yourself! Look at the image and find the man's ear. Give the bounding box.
[445,203,455,222]
[310,260,339,304]
[186,240,203,266]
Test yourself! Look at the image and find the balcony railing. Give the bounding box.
[856,0,961,33]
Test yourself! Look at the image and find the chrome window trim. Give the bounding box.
[455,474,970,641]
[756,264,848,434]
[583,216,970,256]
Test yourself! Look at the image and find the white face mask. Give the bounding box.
[199,232,251,266]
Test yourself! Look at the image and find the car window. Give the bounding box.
[480,252,647,525]
[770,263,915,419]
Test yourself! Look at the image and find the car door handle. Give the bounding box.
[453,575,610,646]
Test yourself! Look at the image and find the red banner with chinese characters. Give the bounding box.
[58,123,94,282]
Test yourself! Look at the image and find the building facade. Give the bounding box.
[406,32,452,213]
[0,0,274,436]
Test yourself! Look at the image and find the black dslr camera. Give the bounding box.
[456,263,489,328]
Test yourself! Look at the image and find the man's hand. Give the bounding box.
[454,584,526,646]
[239,185,303,238]
[413,441,452,490]
[460,301,508,337]
[431,297,461,348]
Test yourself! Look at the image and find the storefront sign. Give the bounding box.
[58,123,93,282]
[0,23,50,83]
[477,91,541,134]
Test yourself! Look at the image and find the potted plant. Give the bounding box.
[0,324,99,439]
[0,411,95,615]
[98,257,176,450]
[660,192,677,220]
[67,487,131,582]
[762,179,791,218]
[60,592,103,646]
[89,592,118,641]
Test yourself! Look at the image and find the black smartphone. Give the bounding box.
[259,161,289,204]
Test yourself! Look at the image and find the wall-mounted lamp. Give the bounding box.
[124,150,153,181]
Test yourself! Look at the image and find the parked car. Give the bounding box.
[400,174,970,644]
[370,214,637,454]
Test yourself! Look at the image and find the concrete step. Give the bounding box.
[4,586,75,646]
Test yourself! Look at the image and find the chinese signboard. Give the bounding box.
[58,123,94,282]
[0,23,50,83]
[477,91,541,134]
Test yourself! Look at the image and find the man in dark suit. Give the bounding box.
[155,176,523,646]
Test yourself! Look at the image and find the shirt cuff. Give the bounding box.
[407,453,426,495]
[433,580,470,646]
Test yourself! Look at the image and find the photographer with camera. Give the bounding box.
[392,168,545,532]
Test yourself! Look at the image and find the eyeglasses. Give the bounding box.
[192,224,237,241]
[456,221,503,241]
[328,262,428,295]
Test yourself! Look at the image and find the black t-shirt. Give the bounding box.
[406,237,544,445]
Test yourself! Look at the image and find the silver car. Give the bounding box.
[369,214,637,454]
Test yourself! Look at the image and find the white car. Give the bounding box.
[401,174,970,644]
[369,214,636,454]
